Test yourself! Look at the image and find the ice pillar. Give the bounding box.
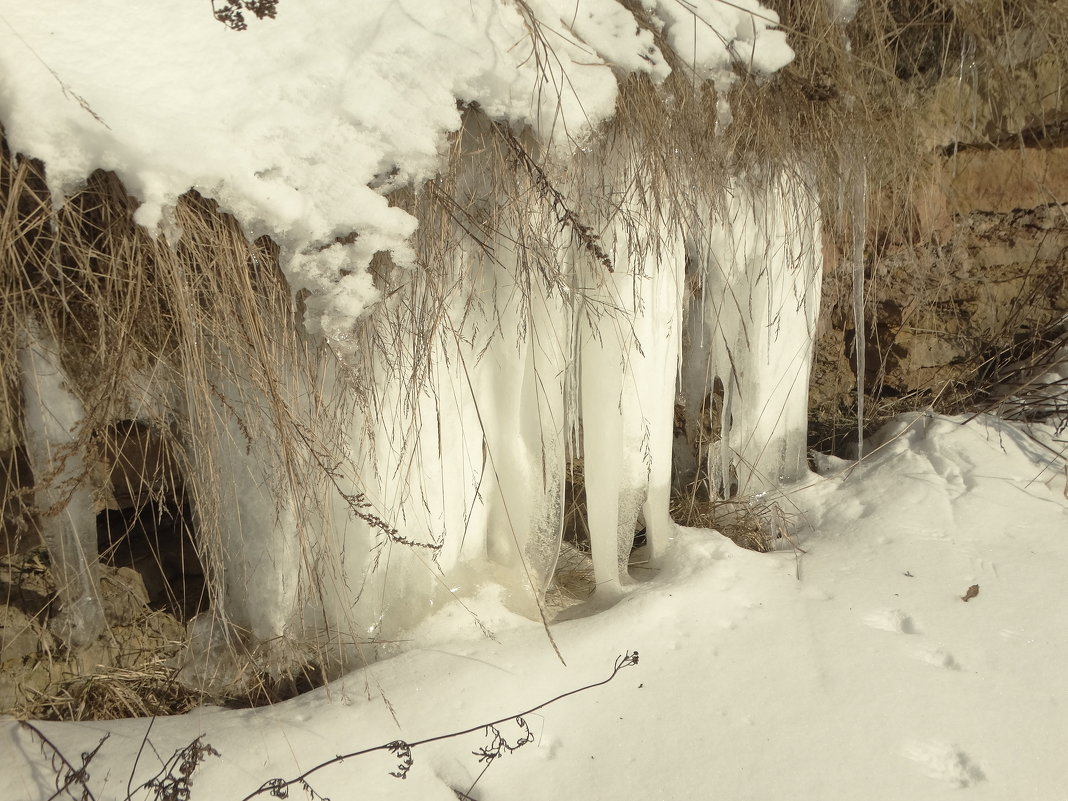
[578,192,686,590]
[19,319,105,646]
[684,174,821,497]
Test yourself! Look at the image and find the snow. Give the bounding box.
[652,0,792,78]
[3,413,1066,799]
[0,0,791,356]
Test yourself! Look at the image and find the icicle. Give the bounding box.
[474,254,567,595]
[577,180,686,589]
[19,318,105,646]
[686,174,822,497]
[623,228,683,563]
[330,229,568,641]
[185,359,302,661]
[852,163,867,460]
[578,281,629,595]
[638,232,686,562]
[337,317,485,637]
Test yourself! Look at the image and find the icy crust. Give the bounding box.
[0,0,792,351]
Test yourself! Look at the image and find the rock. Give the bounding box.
[0,658,52,714]
[113,609,186,669]
[814,201,1068,437]
[100,565,150,625]
[0,605,43,662]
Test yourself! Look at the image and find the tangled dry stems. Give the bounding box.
[19,661,200,722]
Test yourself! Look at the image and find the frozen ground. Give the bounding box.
[2,412,1065,800]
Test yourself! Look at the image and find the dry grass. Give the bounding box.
[17,660,202,722]
[544,542,595,615]
[973,316,1068,427]
[670,490,798,554]
[0,547,335,719]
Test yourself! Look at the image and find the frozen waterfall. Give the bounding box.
[137,169,823,674]
[292,169,821,652]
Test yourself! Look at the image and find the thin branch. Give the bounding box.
[239,650,639,800]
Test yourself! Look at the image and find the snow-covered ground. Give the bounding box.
[3,412,1066,799]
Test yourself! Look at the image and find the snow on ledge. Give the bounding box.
[0,0,792,349]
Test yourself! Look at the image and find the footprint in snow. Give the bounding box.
[913,645,961,670]
[863,608,918,634]
[903,739,985,787]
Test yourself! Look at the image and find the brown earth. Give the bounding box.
[812,143,1068,452]
[0,553,191,719]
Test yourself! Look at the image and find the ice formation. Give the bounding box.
[18,320,105,646]
[327,224,572,637]
[683,176,822,498]
[0,1,821,664]
[578,177,687,591]
[316,164,822,647]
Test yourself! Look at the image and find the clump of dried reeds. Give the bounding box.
[973,316,1068,429]
[18,660,202,722]
[671,490,797,554]
[545,542,596,615]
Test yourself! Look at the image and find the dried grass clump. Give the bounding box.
[17,660,202,722]
[974,316,1068,428]
[671,491,797,554]
[545,542,595,615]
[2,546,195,720]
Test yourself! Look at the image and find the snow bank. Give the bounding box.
[3,413,1066,800]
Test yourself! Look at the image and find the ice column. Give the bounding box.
[186,363,302,658]
[19,319,105,646]
[334,308,484,638]
[333,234,567,639]
[634,233,686,563]
[684,175,821,497]
[473,250,567,593]
[579,194,686,591]
[578,257,632,596]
